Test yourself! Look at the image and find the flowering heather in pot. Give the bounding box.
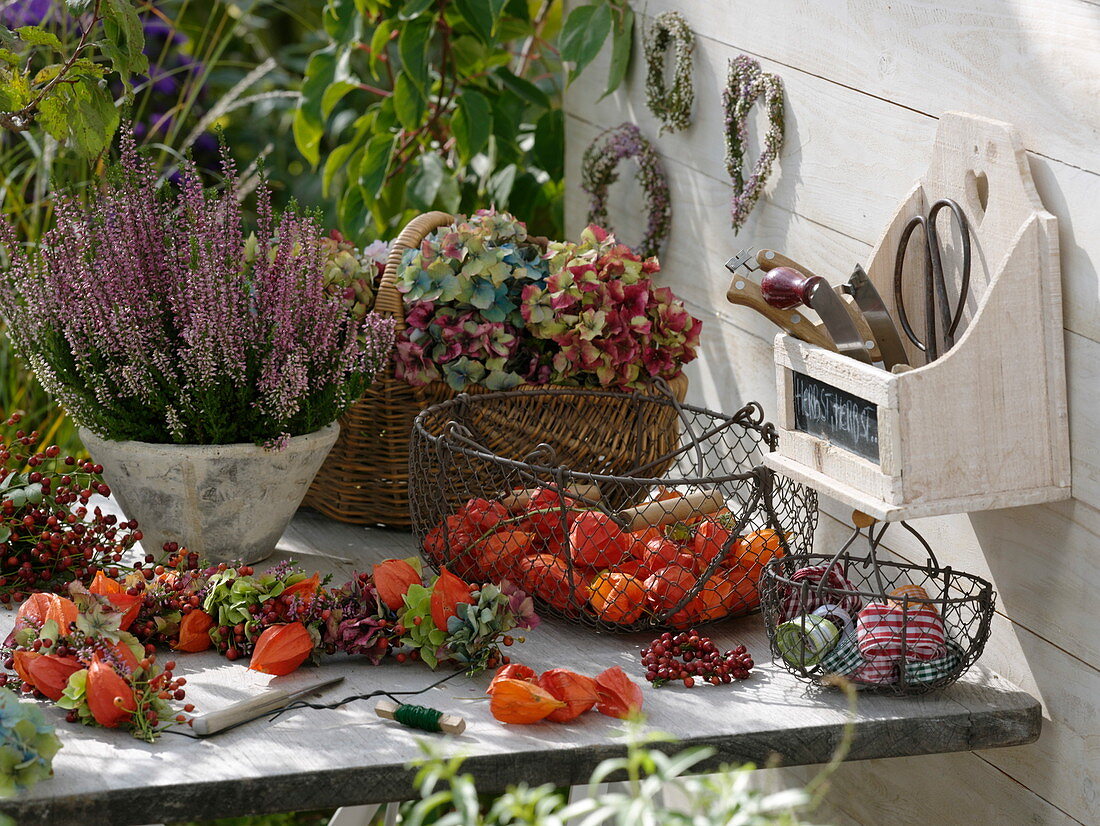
[0,134,395,446]
[521,225,701,388]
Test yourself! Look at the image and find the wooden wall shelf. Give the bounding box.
[765,113,1071,520]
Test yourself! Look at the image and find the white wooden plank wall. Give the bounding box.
[563,1,1100,823]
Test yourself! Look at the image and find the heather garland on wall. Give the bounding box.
[0,134,395,447]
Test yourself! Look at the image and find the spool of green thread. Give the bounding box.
[375,699,466,734]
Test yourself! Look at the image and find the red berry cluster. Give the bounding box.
[641,629,754,687]
[127,546,205,644]
[0,416,140,603]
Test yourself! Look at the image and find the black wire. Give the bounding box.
[163,669,466,739]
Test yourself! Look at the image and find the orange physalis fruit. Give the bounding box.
[282,572,321,600]
[643,563,697,613]
[588,572,645,624]
[430,566,473,631]
[373,559,422,612]
[86,655,136,728]
[518,554,588,613]
[474,529,533,580]
[693,520,742,567]
[488,677,566,724]
[89,571,142,631]
[538,668,599,722]
[108,639,141,672]
[248,622,314,676]
[174,609,215,652]
[15,592,78,631]
[488,662,537,692]
[90,570,124,595]
[24,654,83,701]
[11,650,36,685]
[736,529,787,584]
[594,665,644,719]
[568,512,630,568]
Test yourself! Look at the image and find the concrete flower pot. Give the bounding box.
[79,424,340,564]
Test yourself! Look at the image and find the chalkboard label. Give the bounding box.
[792,372,879,462]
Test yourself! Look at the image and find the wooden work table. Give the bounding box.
[0,510,1041,826]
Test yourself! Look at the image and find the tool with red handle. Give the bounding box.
[760,266,874,364]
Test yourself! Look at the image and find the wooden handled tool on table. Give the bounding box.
[617,489,724,532]
[191,675,344,736]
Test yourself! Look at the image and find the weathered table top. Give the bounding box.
[0,510,1040,826]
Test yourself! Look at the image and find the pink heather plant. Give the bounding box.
[521,225,701,388]
[0,133,395,446]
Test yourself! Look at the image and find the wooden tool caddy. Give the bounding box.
[765,113,1070,520]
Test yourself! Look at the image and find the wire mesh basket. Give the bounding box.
[759,520,996,694]
[409,385,818,632]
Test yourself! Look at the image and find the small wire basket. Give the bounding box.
[409,385,817,632]
[759,520,996,694]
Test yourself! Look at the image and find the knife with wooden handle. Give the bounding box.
[725,256,837,351]
[760,266,874,363]
[756,250,883,362]
[191,675,344,736]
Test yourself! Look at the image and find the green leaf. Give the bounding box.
[437,165,461,212]
[393,70,426,130]
[14,26,62,51]
[37,73,119,158]
[488,163,517,205]
[0,71,29,111]
[450,35,485,76]
[293,46,337,166]
[321,80,358,119]
[485,0,508,34]
[367,22,391,82]
[532,108,563,179]
[454,0,493,43]
[323,0,361,43]
[451,89,491,163]
[601,4,633,99]
[398,0,435,19]
[359,132,396,197]
[560,3,612,82]
[407,151,444,211]
[398,18,432,91]
[323,111,373,194]
[0,49,19,67]
[493,67,549,110]
[99,0,149,76]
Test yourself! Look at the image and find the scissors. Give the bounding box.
[892,198,971,364]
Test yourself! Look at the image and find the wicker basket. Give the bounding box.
[302,212,689,527]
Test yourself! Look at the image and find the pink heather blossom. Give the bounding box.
[0,130,395,446]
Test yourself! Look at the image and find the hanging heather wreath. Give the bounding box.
[723,55,786,231]
[643,11,694,134]
[580,123,671,259]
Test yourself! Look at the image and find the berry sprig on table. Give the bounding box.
[0,414,141,604]
[641,630,754,688]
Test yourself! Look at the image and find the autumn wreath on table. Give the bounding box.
[2,553,538,742]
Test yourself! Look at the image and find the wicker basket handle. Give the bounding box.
[375,211,455,332]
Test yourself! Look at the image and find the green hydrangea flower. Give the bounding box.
[0,687,61,797]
